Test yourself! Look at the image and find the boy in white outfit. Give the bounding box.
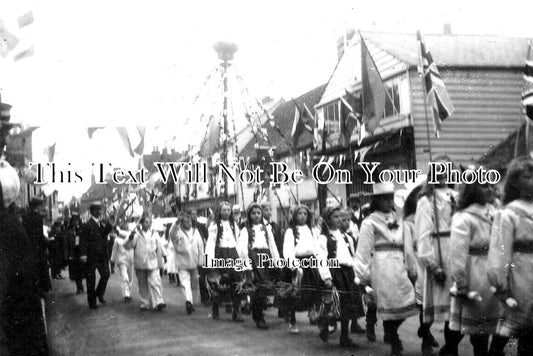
[110,226,134,303]
[125,214,166,311]
[170,211,204,314]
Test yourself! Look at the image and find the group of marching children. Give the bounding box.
[202,156,533,356]
[82,155,533,356]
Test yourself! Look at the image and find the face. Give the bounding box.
[295,208,308,225]
[249,208,262,224]
[181,216,192,230]
[90,207,101,218]
[141,217,152,231]
[190,210,198,222]
[376,195,394,213]
[340,213,351,231]
[478,183,493,204]
[262,205,271,220]
[348,199,360,210]
[327,210,341,230]
[518,167,533,201]
[219,205,231,220]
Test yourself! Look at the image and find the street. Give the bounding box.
[45,270,482,356]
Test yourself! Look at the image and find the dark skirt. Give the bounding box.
[208,247,243,303]
[330,265,364,319]
[276,256,324,312]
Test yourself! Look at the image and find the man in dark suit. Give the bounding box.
[80,201,113,309]
[22,197,52,296]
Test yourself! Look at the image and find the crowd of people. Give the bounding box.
[3,156,533,356]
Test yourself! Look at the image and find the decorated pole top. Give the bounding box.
[213,41,238,62]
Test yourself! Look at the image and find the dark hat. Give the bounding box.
[29,197,44,208]
[89,201,102,208]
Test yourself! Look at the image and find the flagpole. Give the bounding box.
[417,31,443,269]
[525,42,532,154]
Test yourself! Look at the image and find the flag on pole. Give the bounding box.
[116,127,134,157]
[417,31,455,136]
[134,126,146,155]
[0,19,19,57]
[360,34,387,134]
[45,143,56,162]
[290,101,312,148]
[17,11,34,28]
[339,97,359,147]
[87,127,104,139]
[523,41,533,120]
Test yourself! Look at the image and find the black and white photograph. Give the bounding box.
[1,0,533,355]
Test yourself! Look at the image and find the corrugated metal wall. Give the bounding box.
[410,67,524,171]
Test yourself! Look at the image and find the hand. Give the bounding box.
[80,255,87,263]
[432,267,446,284]
[505,297,518,309]
[354,275,361,285]
[324,278,333,288]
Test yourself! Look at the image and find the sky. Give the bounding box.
[1,0,532,200]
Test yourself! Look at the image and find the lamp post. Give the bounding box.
[213,41,238,200]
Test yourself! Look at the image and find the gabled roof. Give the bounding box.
[319,31,530,106]
[366,32,529,68]
[239,84,326,159]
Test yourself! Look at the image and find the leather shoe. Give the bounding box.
[97,296,107,304]
[89,304,98,309]
[255,318,268,329]
[232,312,245,323]
[339,337,358,348]
[350,321,366,334]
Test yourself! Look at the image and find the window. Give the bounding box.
[384,82,401,118]
[323,101,340,135]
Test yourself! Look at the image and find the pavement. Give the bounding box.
[46,270,493,356]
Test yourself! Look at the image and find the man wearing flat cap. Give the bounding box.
[79,201,114,309]
[22,197,52,296]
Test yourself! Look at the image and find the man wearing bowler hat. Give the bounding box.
[80,201,114,309]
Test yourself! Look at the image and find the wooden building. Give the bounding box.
[314,30,530,206]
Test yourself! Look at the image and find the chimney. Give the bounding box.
[443,23,452,35]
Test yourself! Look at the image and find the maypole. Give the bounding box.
[213,41,238,202]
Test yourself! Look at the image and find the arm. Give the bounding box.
[110,238,119,264]
[79,223,88,260]
[204,223,217,266]
[449,213,471,293]
[354,219,375,285]
[237,227,250,262]
[415,197,439,270]
[283,228,296,270]
[195,231,204,267]
[487,210,515,300]
[402,220,418,280]
[316,234,332,283]
[266,226,280,260]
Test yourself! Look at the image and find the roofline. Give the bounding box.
[406,64,524,71]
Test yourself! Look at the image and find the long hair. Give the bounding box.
[502,156,533,205]
[289,205,313,229]
[403,185,423,218]
[245,203,262,227]
[214,201,235,226]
